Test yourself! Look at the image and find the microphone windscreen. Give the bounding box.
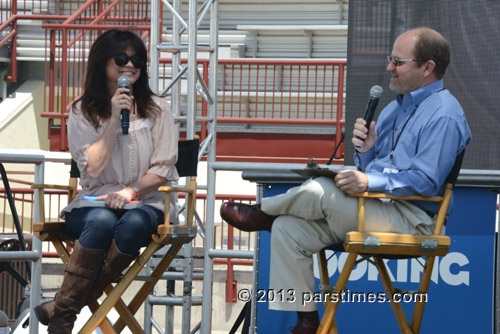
[370,85,383,98]
[118,76,130,89]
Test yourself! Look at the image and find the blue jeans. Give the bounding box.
[64,205,164,255]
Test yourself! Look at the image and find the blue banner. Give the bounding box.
[256,185,496,333]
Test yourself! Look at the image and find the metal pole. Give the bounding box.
[29,161,44,334]
[200,0,218,332]
[171,0,182,118]
[150,0,160,93]
[177,2,198,333]
[181,250,193,334]
[249,183,263,333]
[201,169,215,333]
[186,0,197,140]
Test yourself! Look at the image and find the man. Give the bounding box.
[220,27,471,334]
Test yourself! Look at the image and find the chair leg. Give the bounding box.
[329,318,338,334]
[317,250,338,334]
[78,241,162,334]
[113,242,185,333]
[317,252,358,334]
[317,250,330,304]
[53,238,71,265]
[374,258,413,334]
[410,256,435,333]
[87,300,117,334]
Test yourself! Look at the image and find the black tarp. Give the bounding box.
[344,0,500,170]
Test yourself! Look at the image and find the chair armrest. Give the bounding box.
[31,184,76,191]
[158,186,195,194]
[32,182,78,225]
[155,178,198,242]
[349,192,443,202]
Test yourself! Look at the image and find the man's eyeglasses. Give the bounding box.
[387,56,424,67]
[113,53,145,69]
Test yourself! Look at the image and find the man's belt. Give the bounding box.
[424,210,436,218]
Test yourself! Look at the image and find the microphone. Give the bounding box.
[118,76,130,135]
[355,85,383,148]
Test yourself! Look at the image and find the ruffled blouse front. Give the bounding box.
[62,96,179,222]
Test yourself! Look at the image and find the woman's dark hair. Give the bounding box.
[414,28,450,80]
[76,29,160,128]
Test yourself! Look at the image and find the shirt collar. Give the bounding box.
[396,80,444,107]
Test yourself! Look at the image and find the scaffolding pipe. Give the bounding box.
[208,249,254,260]
[200,0,218,331]
[147,295,203,306]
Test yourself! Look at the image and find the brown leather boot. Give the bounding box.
[34,299,55,326]
[44,241,105,334]
[86,240,135,305]
[34,241,134,327]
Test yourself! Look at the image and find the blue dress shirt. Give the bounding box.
[355,80,471,213]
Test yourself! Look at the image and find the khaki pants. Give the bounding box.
[261,177,434,312]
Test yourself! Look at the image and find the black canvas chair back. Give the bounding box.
[70,159,80,178]
[446,149,465,186]
[176,139,199,177]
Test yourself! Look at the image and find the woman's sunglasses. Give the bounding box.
[113,53,145,69]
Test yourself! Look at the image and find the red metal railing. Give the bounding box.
[0,0,150,83]
[158,59,346,157]
[0,170,35,234]
[0,0,152,150]
[42,57,346,153]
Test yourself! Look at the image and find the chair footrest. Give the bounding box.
[154,225,197,244]
[345,232,450,256]
[33,221,72,241]
[33,221,66,232]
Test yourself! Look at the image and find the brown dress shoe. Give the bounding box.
[288,316,319,334]
[220,202,276,232]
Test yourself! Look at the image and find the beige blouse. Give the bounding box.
[62,96,179,223]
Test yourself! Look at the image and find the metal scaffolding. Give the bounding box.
[149,0,219,333]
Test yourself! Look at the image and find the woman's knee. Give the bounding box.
[72,208,117,249]
[114,208,160,251]
[121,210,157,234]
[84,208,117,234]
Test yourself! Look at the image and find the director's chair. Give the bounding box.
[32,138,199,334]
[316,150,465,334]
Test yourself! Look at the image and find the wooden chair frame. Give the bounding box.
[32,139,199,334]
[316,151,464,334]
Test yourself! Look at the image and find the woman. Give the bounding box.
[34,29,179,333]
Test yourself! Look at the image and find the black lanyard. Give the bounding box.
[390,105,418,169]
[388,88,445,169]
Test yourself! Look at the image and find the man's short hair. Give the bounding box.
[414,29,450,80]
